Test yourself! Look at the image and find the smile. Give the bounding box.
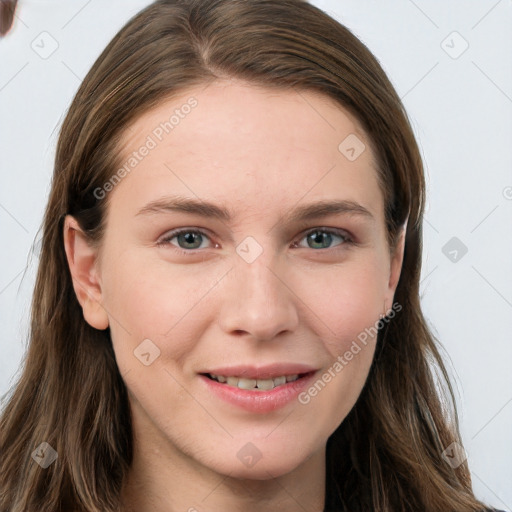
[199,371,318,413]
[205,373,301,391]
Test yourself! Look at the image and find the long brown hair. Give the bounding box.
[0,1,494,510]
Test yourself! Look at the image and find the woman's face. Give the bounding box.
[67,79,404,480]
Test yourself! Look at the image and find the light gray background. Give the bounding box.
[0,0,511,508]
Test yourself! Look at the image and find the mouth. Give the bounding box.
[200,371,315,391]
[198,366,319,413]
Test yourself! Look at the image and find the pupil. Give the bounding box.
[180,232,201,248]
[309,231,331,249]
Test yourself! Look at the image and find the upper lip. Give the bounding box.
[200,363,318,380]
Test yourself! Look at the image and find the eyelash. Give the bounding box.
[156,227,354,256]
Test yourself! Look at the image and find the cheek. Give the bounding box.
[295,255,388,355]
[291,257,386,421]
[100,248,227,369]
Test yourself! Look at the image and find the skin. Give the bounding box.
[63,79,405,512]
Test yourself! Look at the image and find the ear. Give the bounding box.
[384,223,406,311]
[63,215,109,330]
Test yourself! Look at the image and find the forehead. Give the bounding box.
[110,79,383,224]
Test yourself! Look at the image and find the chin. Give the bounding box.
[205,443,310,481]
[221,461,299,481]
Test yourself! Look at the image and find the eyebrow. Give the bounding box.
[135,195,375,224]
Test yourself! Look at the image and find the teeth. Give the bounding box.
[274,376,287,386]
[226,376,239,387]
[237,378,257,390]
[209,373,300,390]
[256,378,275,390]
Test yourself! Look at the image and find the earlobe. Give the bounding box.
[63,215,109,330]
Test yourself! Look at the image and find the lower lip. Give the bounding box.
[198,371,318,414]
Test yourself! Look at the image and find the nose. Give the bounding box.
[217,249,299,342]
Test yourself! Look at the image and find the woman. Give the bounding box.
[0,0,505,511]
